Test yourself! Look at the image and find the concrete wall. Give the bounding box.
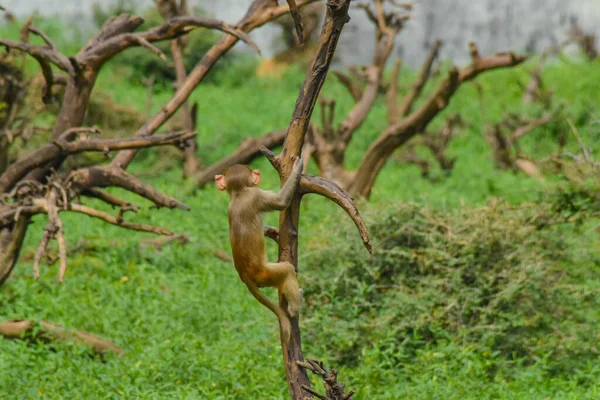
[3,0,599,67]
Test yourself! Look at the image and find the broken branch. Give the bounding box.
[0,131,195,193]
[286,0,305,49]
[263,225,279,244]
[398,40,442,117]
[0,319,123,356]
[300,174,372,254]
[82,15,261,67]
[67,166,189,210]
[298,358,355,400]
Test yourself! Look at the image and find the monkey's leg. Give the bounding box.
[245,283,292,342]
[264,262,301,317]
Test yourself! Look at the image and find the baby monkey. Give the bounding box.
[215,158,303,341]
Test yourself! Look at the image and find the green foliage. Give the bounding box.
[1,16,600,398]
[302,199,600,379]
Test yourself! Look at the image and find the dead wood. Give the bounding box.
[1,0,321,285]
[346,43,526,198]
[485,107,562,172]
[81,188,138,209]
[275,2,323,50]
[140,233,188,250]
[304,2,525,198]
[212,249,233,262]
[263,225,280,244]
[286,0,306,49]
[298,358,355,400]
[110,0,320,171]
[257,2,371,398]
[0,130,195,192]
[397,39,442,117]
[0,319,123,356]
[332,70,362,102]
[307,0,412,186]
[397,114,465,180]
[298,173,372,253]
[522,53,546,106]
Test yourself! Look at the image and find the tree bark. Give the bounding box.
[0,218,28,285]
[274,2,352,398]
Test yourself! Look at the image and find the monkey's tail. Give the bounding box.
[246,283,292,342]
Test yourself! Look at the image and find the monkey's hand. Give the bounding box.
[292,156,304,175]
[291,156,304,188]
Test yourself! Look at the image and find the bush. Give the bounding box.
[303,195,600,378]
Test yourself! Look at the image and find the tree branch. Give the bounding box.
[349,44,526,198]
[110,0,321,171]
[511,107,562,143]
[0,131,195,193]
[332,70,362,102]
[0,319,123,356]
[298,358,355,400]
[81,188,139,210]
[85,15,262,68]
[69,204,173,235]
[386,59,402,124]
[0,39,71,72]
[263,225,279,244]
[67,166,189,210]
[397,39,442,117]
[286,0,305,49]
[300,174,372,254]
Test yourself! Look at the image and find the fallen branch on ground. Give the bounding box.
[0,319,124,356]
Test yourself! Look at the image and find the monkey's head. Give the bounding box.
[215,164,261,193]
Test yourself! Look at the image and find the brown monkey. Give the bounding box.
[215,158,303,341]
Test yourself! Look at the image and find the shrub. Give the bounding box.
[303,195,600,378]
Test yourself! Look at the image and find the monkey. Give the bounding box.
[215,157,303,342]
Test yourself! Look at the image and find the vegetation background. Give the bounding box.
[0,4,599,399]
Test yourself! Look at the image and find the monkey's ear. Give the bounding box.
[251,169,261,186]
[215,175,227,191]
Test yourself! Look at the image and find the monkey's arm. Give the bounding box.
[258,157,303,211]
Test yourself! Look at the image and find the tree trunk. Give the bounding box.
[0,135,8,175]
[275,2,352,398]
[2,73,98,284]
[0,217,28,285]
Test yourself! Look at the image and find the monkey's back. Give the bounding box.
[228,188,268,278]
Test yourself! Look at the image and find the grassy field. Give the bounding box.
[1,16,600,399]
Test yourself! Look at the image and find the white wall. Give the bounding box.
[3,0,599,67]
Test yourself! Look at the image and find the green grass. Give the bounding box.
[1,16,600,399]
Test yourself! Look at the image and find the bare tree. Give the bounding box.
[485,106,563,175]
[0,0,320,285]
[396,114,466,180]
[1,2,367,397]
[304,0,527,198]
[257,1,372,398]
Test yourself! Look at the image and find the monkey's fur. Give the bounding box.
[215,158,303,341]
